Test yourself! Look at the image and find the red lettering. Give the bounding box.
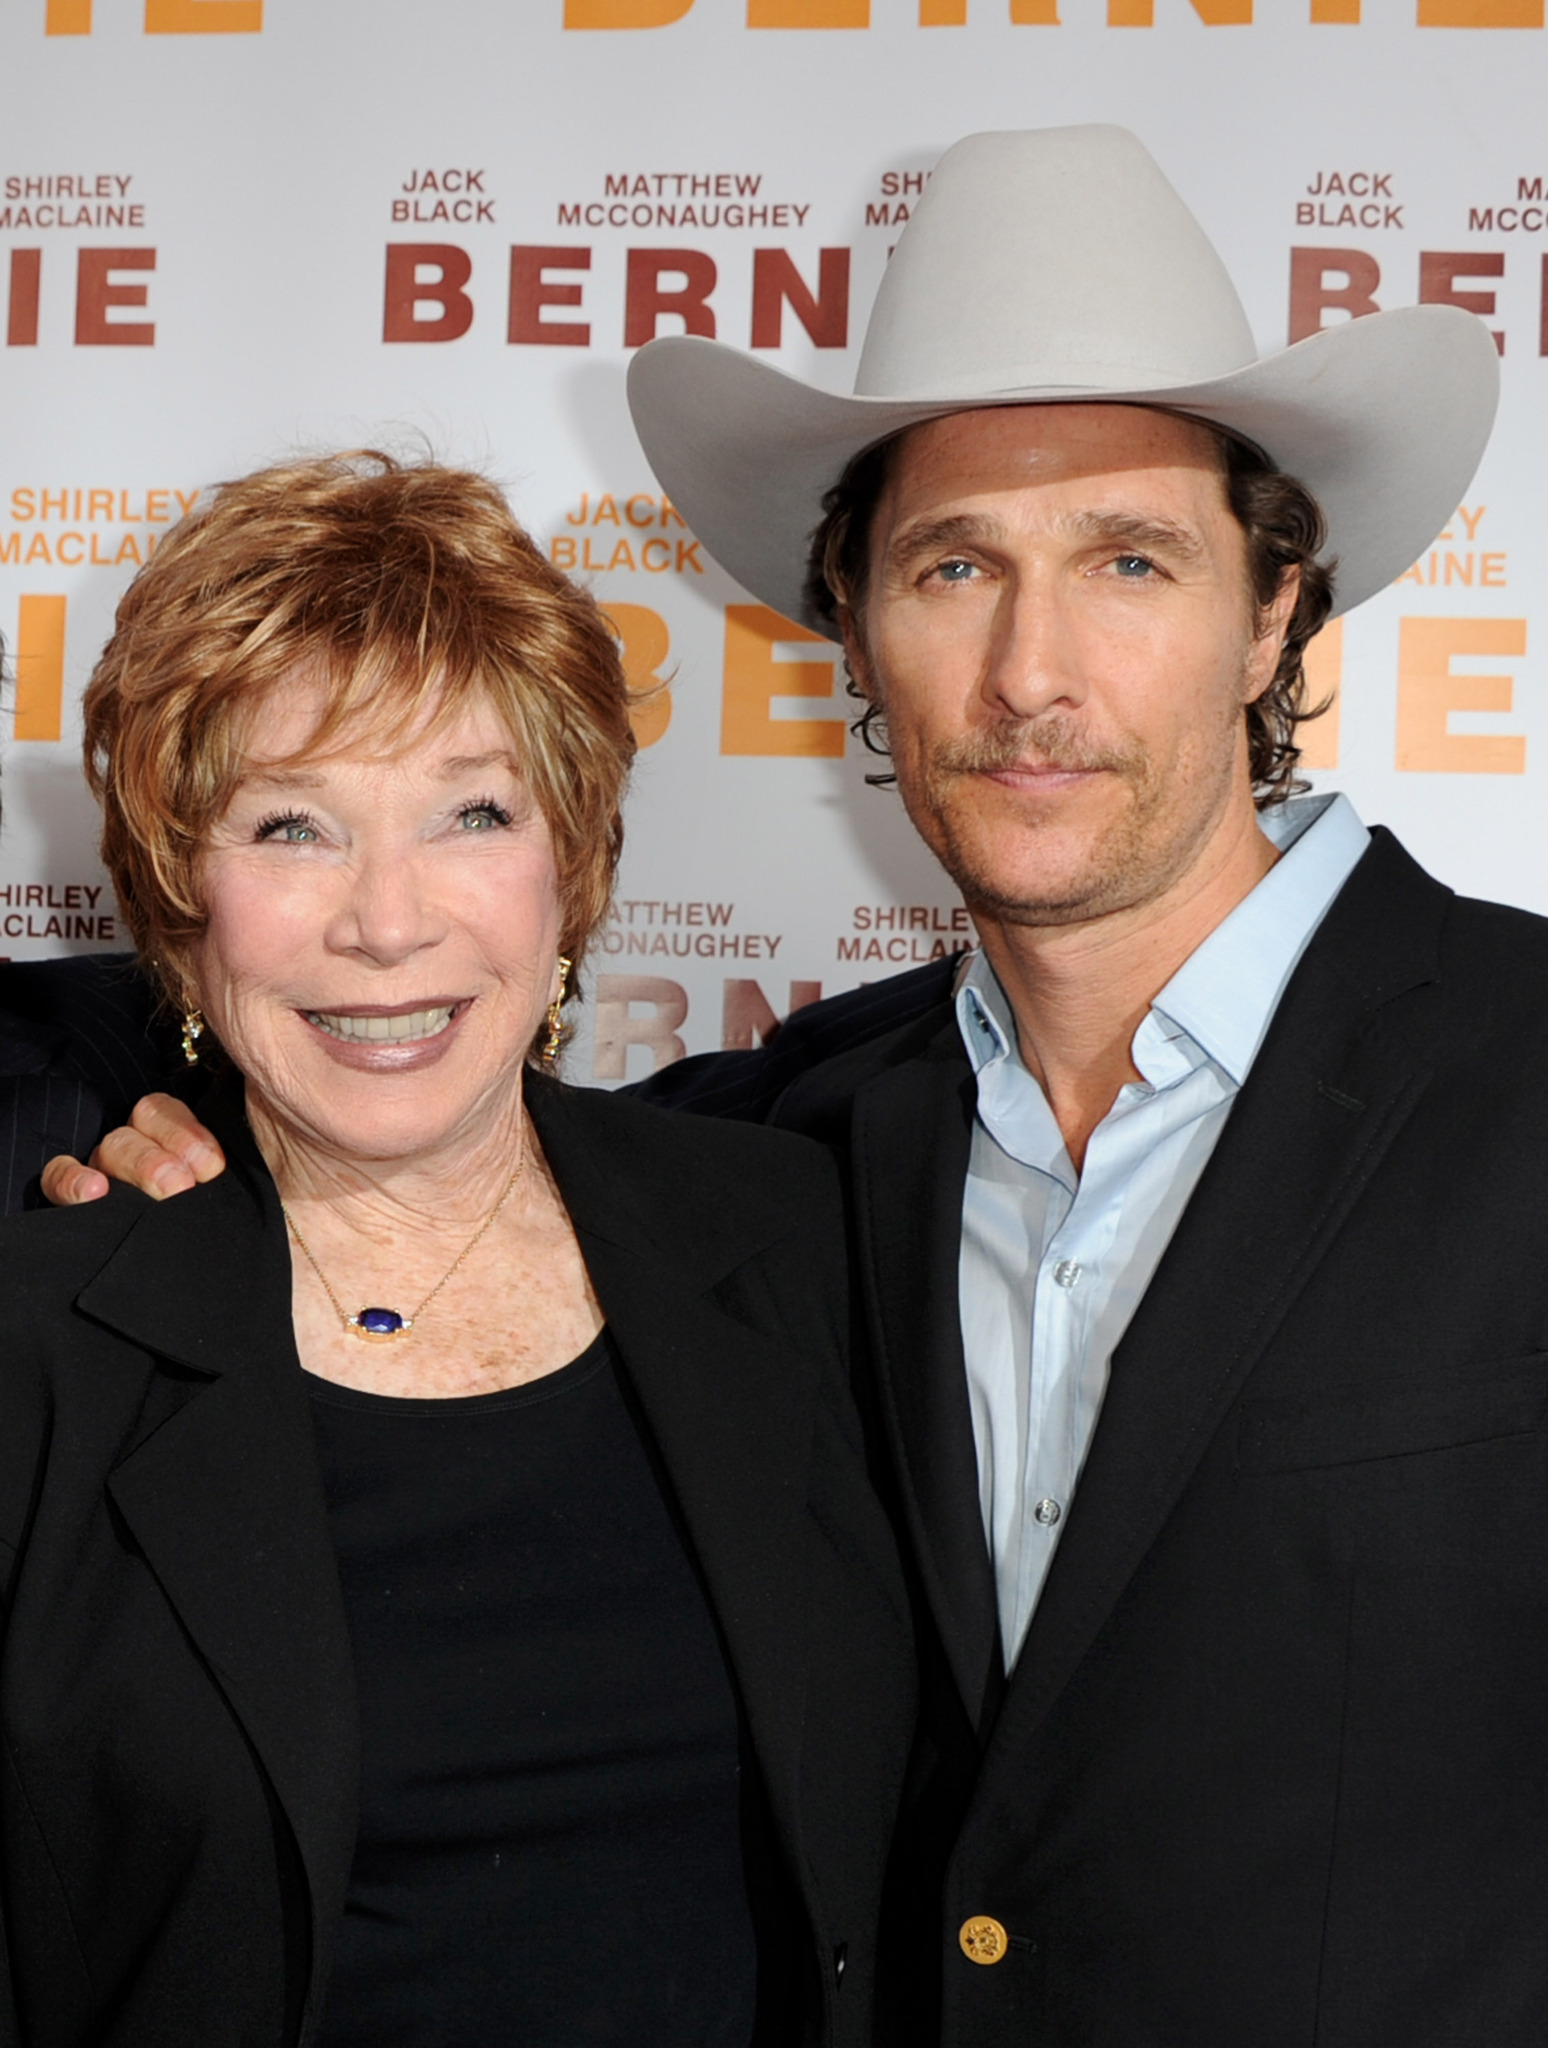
[7,249,40,347]
[382,243,473,343]
[507,245,591,346]
[74,247,155,346]
[750,246,850,348]
[624,247,717,347]
[1419,250,1506,356]
[1287,246,1380,345]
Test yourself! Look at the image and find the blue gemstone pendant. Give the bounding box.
[348,1307,413,1342]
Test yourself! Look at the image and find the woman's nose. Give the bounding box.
[328,850,449,966]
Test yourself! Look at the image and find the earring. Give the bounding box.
[181,1007,205,1067]
[541,957,572,1066]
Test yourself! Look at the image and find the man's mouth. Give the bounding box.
[304,1005,459,1045]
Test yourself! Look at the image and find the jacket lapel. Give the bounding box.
[75,1128,358,2037]
[525,1081,819,1850]
[987,831,1447,1766]
[847,1027,1003,1734]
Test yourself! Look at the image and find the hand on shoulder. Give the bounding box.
[41,1093,226,1206]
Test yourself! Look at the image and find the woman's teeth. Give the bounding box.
[307,1007,455,1044]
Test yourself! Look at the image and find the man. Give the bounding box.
[27,128,1548,2046]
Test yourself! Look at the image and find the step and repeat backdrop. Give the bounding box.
[2,0,1545,1080]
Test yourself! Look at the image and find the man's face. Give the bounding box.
[848,404,1295,931]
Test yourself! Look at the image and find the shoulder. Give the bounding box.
[536,1073,843,1224]
[1306,837,1548,1116]
[0,951,175,1104]
[625,953,963,1123]
[0,1183,154,1309]
[0,951,157,1041]
[1442,889,1548,973]
[770,991,967,1147]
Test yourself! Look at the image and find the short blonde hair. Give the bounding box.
[83,451,634,1036]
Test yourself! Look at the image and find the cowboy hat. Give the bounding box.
[626,124,1499,630]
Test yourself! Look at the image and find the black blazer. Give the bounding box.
[0,1076,915,2048]
[746,829,1548,2048]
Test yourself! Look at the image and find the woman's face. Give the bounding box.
[194,675,564,1169]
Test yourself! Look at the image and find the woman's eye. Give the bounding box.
[257,814,319,844]
[458,801,512,832]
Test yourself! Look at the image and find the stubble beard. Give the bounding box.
[893,708,1241,932]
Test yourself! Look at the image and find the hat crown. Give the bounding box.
[856,126,1259,403]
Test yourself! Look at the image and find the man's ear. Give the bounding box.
[1245,564,1301,705]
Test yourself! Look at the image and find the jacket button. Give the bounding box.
[959,1916,1009,1965]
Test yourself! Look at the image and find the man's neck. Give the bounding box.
[973,803,1279,1173]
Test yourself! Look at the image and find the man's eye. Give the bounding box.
[934,558,977,584]
[1112,554,1155,579]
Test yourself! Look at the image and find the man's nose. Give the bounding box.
[981,576,1088,722]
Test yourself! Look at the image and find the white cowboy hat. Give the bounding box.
[627,124,1499,631]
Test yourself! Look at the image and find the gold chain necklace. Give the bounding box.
[282,1148,527,1343]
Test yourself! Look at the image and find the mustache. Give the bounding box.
[929,716,1142,780]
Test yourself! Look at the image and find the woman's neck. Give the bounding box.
[247,1077,534,1244]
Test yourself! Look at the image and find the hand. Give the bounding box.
[41,1093,227,1206]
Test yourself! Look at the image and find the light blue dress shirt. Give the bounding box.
[956,793,1371,1667]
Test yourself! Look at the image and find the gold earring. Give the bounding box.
[181,1008,205,1067]
[541,957,572,1066]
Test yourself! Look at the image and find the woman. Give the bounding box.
[0,454,914,2048]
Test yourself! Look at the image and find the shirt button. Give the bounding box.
[1052,1259,1082,1289]
[1034,1497,1062,1526]
[959,1916,1009,1965]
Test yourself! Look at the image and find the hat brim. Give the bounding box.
[627,304,1499,632]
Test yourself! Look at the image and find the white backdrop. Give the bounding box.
[3,0,1545,1081]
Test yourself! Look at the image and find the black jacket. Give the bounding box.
[742,830,1548,2047]
[0,1076,915,2047]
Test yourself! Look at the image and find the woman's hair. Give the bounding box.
[804,410,1337,806]
[83,450,635,1028]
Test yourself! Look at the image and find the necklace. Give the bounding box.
[282,1148,528,1342]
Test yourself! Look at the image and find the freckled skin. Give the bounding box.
[194,680,601,1398]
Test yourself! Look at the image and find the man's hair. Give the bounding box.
[803,412,1336,806]
[83,451,635,1038]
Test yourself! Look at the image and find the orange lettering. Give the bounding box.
[145,0,262,27]
[15,596,66,743]
[565,0,693,20]
[1396,616,1527,773]
[721,605,845,757]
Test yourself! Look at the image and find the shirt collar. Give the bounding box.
[1149,792,1369,1085]
[955,792,1370,1090]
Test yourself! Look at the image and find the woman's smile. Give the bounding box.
[295,994,476,1074]
[303,1000,466,1045]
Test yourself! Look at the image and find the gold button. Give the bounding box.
[959,1915,1009,1965]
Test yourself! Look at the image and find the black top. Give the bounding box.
[0,1072,913,2047]
[306,1329,758,2048]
